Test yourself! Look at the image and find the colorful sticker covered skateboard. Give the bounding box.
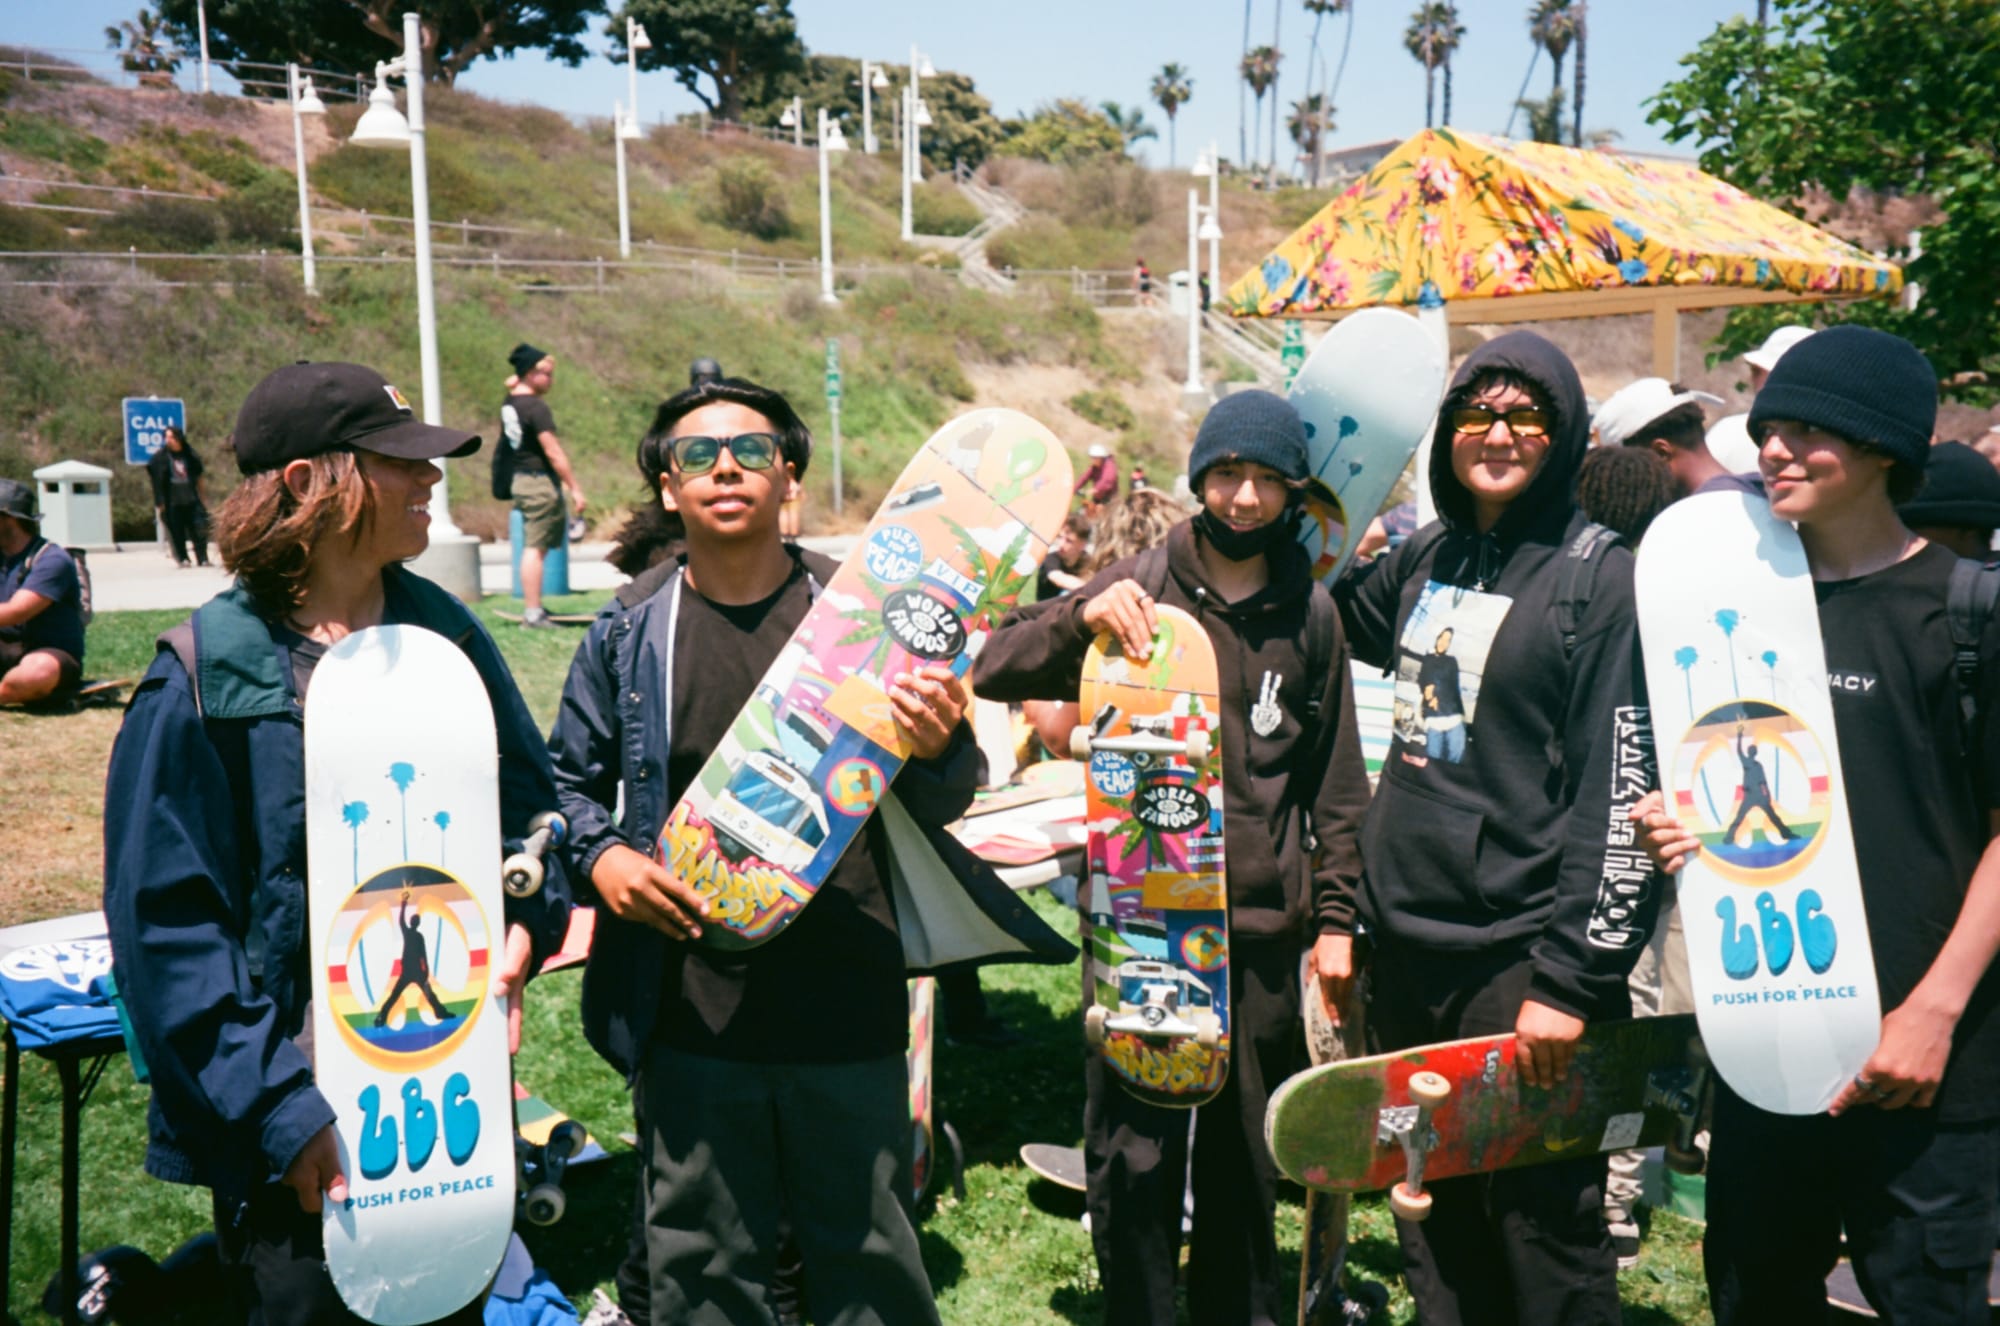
[1077,605,1229,1108]
[303,626,514,1325]
[1290,307,1447,590]
[908,975,937,1205]
[661,410,1071,949]
[1635,490,1879,1115]
[1265,1015,1705,1199]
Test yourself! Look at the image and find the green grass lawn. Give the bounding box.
[0,604,1715,1323]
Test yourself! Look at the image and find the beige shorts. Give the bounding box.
[512,472,566,550]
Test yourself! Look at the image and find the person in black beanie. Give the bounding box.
[501,342,587,628]
[975,390,1370,1326]
[1636,324,2000,1325]
[1899,440,2000,559]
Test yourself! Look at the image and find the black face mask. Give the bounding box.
[1193,507,1291,562]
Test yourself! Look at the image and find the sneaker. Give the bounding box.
[520,607,555,629]
[1612,1231,1642,1271]
[580,1289,634,1326]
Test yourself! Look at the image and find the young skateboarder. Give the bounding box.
[502,343,588,628]
[546,376,1071,1326]
[101,361,571,1323]
[1334,331,1658,1325]
[1634,326,2000,1325]
[973,390,1370,1326]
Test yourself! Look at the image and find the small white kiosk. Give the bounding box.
[33,460,116,550]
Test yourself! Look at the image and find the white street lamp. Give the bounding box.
[1184,188,1204,404]
[287,64,324,295]
[900,44,934,240]
[626,17,650,125]
[1201,142,1221,294]
[348,12,479,599]
[857,61,890,154]
[195,0,212,93]
[818,108,849,306]
[614,17,651,261]
[778,95,803,148]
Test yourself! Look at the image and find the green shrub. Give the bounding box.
[1067,389,1135,432]
[0,203,70,252]
[707,158,793,240]
[911,179,981,237]
[139,124,269,189]
[220,175,300,247]
[93,198,222,252]
[0,112,109,173]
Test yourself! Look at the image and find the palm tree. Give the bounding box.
[1240,0,1255,167]
[388,761,416,860]
[342,801,370,885]
[1714,609,1742,692]
[1288,93,1333,184]
[1434,4,1466,126]
[1267,0,1284,182]
[1570,2,1588,147]
[1100,101,1160,156]
[1150,64,1195,167]
[1241,46,1281,169]
[1403,6,1455,130]
[1503,6,1543,137]
[104,8,180,88]
[1517,87,1566,143]
[1326,0,1357,125]
[1529,0,1578,108]
[1673,645,1699,716]
[433,810,451,866]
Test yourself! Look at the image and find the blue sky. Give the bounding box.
[27,1,1754,164]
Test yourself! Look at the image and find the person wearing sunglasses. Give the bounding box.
[545,377,1071,1326]
[1333,331,1658,1326]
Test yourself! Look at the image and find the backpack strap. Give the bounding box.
[1135,545,1171,601]
[1554,522,1622,662]
[1946,557,2000,775]
[1304,589,1336,722]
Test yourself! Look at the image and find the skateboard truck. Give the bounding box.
[516,1118,587,1226]
[1381,1070,1450,1222]
[502,812,568,898]
[1069,706,1211,763]
[1658,1037,1711,1175]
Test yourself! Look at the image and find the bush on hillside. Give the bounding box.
[138,124,268,189]
[94,197,221,251]
[0,203,71,252]
[0,112,110,173]
[708,158,792,240]
[1055,158,1156,231]
[1067,390,1136,432]
[220,174,299,247]
[911,179,981,238]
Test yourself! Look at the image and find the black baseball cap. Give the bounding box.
[231,361,481,475]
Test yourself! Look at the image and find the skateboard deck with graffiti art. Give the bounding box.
[1290,308,1448,591]
[1635,489,1880,1115]
[1073,605,1228,1108]
[660,409,1071,949]
[1266,1015,1707,1222]
[303,626,515,1324]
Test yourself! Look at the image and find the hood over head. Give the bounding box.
[1428,330,1589,542]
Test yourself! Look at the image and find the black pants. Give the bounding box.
[1706,1082,1999,1325]
[164,502,208,566]
[1365,944,1624,1326]
[212,1185,484,1326]
[1083,935,1300,1326]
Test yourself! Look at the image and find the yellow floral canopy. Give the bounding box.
[1227,128,1902,319]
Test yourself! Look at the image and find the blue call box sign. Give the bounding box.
[122,397,186,466]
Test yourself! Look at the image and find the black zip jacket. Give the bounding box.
[972,520,1369,940]
[1335,331,1660,1021]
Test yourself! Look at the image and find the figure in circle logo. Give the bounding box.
[324,864,490,1071]
[1669,699,1831,886]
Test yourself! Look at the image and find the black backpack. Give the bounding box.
[1946,557,2000,778]
[491,402,520,500]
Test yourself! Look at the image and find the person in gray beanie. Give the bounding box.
[1638,325,2000,1324]
[975,389,1369,1326]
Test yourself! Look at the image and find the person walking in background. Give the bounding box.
[146,424,210,568]
[1076,445,1120,517]
[1133,259,1154,308]
[501,343,587,628]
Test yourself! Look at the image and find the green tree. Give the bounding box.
[1529,0,1579,122]
[1099,101,1159,156]
[742,57,1005,170]
[1240,45,1280,169]
[1150,63,1194,168]
[105,8,182,88]
[1516,86,1566,144]
[994,99,1125,165]
[1570,2,1588,147]
[1403,4,1461,129]
[610,0,805,124]
[1648,0,2000,394]
[1288,92,1333,184]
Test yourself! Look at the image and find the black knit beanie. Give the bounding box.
[508,342,551,377]
[1899,441,2000,530]
[1187,390,1309,486]
[1746,325,1936,467]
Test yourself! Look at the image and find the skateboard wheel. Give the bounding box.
[1664,1139,1707,1175]
[1083,1004,1109,1046]
[523,1182,565,1226]
[1184,729,1210,762]
[502,853,544,898]
[1389,1182,1433,1223]
[548,1120,588,1161]
[1408,1070,1451,1109]
[1069,726,1093,761]
[1195,1017,1221,1049]
[527,810,568,844]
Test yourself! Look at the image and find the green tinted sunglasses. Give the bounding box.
[668,431,782,475]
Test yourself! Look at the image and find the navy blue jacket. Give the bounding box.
[102,569,570,1198]
[550,552,1076,1079]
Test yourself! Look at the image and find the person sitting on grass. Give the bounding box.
[0,477,86,708]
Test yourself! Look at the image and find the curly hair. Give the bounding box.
[1574,445,1676,544]
[1085,488,1187,574]
[214,450,369,617]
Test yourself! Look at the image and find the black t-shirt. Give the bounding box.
[657,564,907,1064]
[1035,552,1075,603]
[500,393,556,475]
[1818,542,2000,1121]
[1416,650,1464,719]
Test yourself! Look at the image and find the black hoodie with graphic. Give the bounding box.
[973,520,1370,942]
[1335,332,1660,1022]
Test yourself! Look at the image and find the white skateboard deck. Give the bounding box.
[304,625,514,1322]
[1289,307,1447,589]
[1635,491,1880,1115]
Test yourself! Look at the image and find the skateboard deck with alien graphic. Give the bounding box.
[1074,605,1229,1108]
[1635,489,1879,1114]
[303,625,515,1324]
[659,409,1071,949]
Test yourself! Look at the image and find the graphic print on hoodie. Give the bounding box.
[1333,330,1660,1021]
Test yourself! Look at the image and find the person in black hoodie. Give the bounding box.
[1335,331,1659,1326]
[974,390,1370,1326]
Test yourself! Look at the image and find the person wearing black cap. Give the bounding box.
[102,361,570,1324]
[1634,326,2000,1326]
[0,476,86,706]
[502,343,587,628]
[1335,331,1657,1324]
[975,390,1369,1326]
[1899,439,2000,560]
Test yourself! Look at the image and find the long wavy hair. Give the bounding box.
[215,451,369,617]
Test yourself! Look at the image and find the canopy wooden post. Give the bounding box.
[1652,305,1681,381]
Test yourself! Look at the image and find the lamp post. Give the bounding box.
[1184,188,1204,405]
[286,64,325,295]
[350,11,480,599]
[1201,143,1221,291]
[900,45,935,240]
[817,109,849,305]
[857,61,889,154]
[194,0,211,93]
[778,95,804,148]
[615,18,651,260]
